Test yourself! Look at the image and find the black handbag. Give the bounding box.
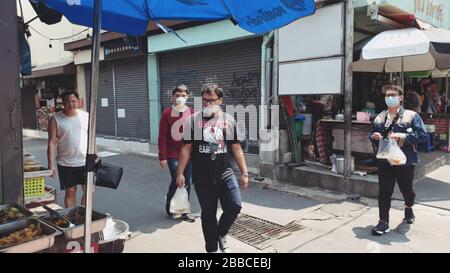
[94,160,124,189]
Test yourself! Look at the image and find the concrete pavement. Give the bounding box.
[24,137,450,253]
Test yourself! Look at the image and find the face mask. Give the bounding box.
[203,105,220,117]
[175,97,187,106]
[385,96,400,108]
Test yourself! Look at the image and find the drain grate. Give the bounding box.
[228,214,305,250]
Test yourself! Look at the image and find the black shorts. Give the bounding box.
[57,165,87,190]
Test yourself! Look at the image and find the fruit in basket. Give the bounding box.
[0,223,43,247]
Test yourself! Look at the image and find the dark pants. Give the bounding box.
[377,162,416,223]
[195,175,242,253]
[165,158,192,216]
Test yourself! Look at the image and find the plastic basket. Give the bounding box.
[24,176,45,197]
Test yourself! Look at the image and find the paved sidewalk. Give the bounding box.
[24,137,450,253]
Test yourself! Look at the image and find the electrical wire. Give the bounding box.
[28,25,89,41]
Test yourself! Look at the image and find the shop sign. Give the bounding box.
[414,0,447,27]
[104,37,146,60]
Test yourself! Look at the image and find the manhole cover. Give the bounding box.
[228,214,305,250]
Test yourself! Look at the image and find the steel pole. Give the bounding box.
[84,0,102,253]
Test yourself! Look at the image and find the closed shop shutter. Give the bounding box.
[114,56,149,141]
[159,37,262,153]
[85,62,115,137]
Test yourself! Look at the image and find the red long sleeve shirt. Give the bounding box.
[158,106,193,160]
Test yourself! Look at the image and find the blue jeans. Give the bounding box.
[194,175,242,253]
[166,159,192,216]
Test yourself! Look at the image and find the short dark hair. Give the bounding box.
[61,91,80,102]
[382,85,404,96]
[172,84,189,96]
[201,83,223,99]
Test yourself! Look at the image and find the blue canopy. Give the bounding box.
[31,0,316,35]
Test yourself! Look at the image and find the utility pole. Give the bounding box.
[0,0,24,204]
[344,0,354,188]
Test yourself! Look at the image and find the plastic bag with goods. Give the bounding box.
[169,188,191,214]
[377,138,406,166]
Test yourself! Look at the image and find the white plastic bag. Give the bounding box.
[383,138,406,166]
[169,187,191,214]
[376,139,391,159]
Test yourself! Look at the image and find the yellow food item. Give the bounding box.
[0,223,43,247]
[23,159,41,172]
[24,165,41,172]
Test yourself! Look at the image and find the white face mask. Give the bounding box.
[175,97,187,106]
[203,105,220,117]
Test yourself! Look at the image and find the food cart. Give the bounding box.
[0,153,128,253]
[0,202,128,253]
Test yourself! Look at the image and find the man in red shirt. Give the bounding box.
[158,84,195,222]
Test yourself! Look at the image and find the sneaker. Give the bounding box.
[218,235,231,253]
[403,207,415,224]
[181,213,196,223]
[371,220,390,236]
[167,213,181,220]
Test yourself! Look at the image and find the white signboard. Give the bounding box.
[279,3,344,62]
[278,3,345,95]
[117,109,126,118]
[279,57,343,95]
[101,98,108,107]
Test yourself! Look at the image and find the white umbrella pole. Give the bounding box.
[84,0,102,253]
[446,70,449,114]
[401,56,404,90]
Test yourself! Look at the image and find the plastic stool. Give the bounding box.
[419,132,435,153]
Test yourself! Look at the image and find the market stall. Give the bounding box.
[3,153,130,253]
[0,203,129,253]
[23,153,56,209]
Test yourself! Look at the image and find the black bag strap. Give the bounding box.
[383,112,400,139]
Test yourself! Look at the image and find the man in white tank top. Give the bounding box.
[47,91,90,208]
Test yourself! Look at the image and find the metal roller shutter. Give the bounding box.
[159,37,262,153]
[114,56,149,141]
[85,62,115,137]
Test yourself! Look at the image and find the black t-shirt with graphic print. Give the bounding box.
[183,112,241,185]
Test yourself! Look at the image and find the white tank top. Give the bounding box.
[54,109,89,167]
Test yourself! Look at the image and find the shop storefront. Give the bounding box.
[81,37,150,142]
[158,37,262,154]
[147,20,263,155]
[22,60,77,131]
[259,0,450,198]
